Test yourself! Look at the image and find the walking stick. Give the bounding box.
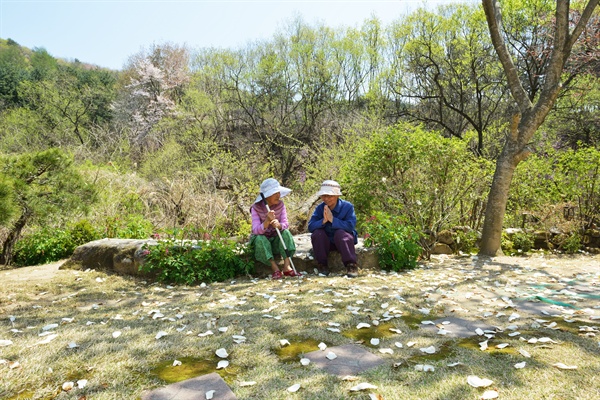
[260,193,299,276]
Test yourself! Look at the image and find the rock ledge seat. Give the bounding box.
[61,233,378,278]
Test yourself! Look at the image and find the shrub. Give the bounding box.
[560,232,582,254]
[454,229,479,254]
[501,230,534,255]
[140,239,254,284]
[363,212,422,271]
[13,220,99,266]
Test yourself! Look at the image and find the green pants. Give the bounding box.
[250,230,296,266]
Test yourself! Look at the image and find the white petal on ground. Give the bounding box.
[342,375,360,381]
[420,346,436,354]
[538,337,558,343]
[414,364,435,372]
[327,328,341,333]
[76,379,88,388]
[198,330,214,337]
[0,340,13,347]
[379,348,394,354]
[287,383,301,392]
[479,340,488,351]
[495,343,509,349]
[394,342,403,348]
[173,360,182,366]
[300,358,310,366]
[318,342,327,351]
[35,334,58,345]
[370,338,380,346]
[357,323,371,329]
[279,339,290,347]
[218,327,228,333]
[553,362,578,370]
[481,389,499,399]
[112,331,122,338]
[514,362,526,369]
[155,331,168,340]
[467,375,494,388]
[326,351,337,360]
[350,382,378,391]
[239,381,256,387]
[519,349,532,358]
[475,328,484,336]
[67,342,79,349]
[62,381,74,391]
[216,348,229,358]
[509,312,520,322]
[42,323,58,331]
[216,360,229,369]
[406,341,416,348]
[447,362,462,367]
[421,320,435,325]
[205,389,215,399]
[389,328,402,334]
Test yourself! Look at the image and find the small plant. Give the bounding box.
[363,212,422,271]
[561,232,582,254]
[140,238,254,284]
[454,229,479,254]
[512,231,534,253]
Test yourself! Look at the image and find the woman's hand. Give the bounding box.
[323,205,333,224]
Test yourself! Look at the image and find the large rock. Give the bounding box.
[61,234,378,278]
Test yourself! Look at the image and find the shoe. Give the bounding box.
[317,264,330,276]
[271,270,284,280]
[283,268,302,277]
[346,263,358,278]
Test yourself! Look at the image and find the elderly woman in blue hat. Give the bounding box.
[308,180,359,277]
[250,178,301,279]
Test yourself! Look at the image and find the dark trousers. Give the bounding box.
[311,228,357,266]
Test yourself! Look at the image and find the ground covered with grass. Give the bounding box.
[1,253,599,399]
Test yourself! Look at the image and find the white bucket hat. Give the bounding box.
[255,178,292,203]
[316,180,342,196]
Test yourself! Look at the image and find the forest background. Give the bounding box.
[0,1,599,268]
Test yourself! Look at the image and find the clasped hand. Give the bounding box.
[323,205,333,224]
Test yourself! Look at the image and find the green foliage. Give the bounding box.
[140,239,254,284]
[560,232,582,254]
[342,122,493,232]
[501,230,534,255]
[0,175,15,225]
[455,230,480,254]
[103,215,154,239]
[13,220,99,266]
[363,212,422,271]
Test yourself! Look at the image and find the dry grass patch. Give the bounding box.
[1,254,599,399]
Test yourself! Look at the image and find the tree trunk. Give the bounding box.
[0,209,30,266]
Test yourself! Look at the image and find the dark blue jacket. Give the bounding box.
[308,199,358,244]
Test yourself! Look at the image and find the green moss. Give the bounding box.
[408,341,455,363]
[150,356,240,384]
[275,338,321,362]
[457,338,519,356]
[341,322,398,346]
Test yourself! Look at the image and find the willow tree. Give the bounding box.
[479,0,600,255]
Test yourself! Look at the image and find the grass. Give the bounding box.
[1,254,599,399]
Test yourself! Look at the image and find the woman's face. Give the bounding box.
[266,192,281,206]
[321,194,339,210]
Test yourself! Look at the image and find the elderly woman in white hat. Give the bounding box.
[250,178,301,279]
[307,180,359,277]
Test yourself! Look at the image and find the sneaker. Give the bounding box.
[345,263,359,278]
[283,268,302,277]
[271,270,284,280]
[317,264,330,276]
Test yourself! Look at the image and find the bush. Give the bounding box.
[363,212,422,271]
[501,230,534,255]
[560,232,582,254]
[139,239,254,284]
[13,220,99,266]
[454,229,479,254]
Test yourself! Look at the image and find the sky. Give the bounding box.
[1,0,466,70]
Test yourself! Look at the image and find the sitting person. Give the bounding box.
[308,180,359,277]
[250,178,301,279]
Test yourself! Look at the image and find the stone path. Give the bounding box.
[141,373,237,400]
